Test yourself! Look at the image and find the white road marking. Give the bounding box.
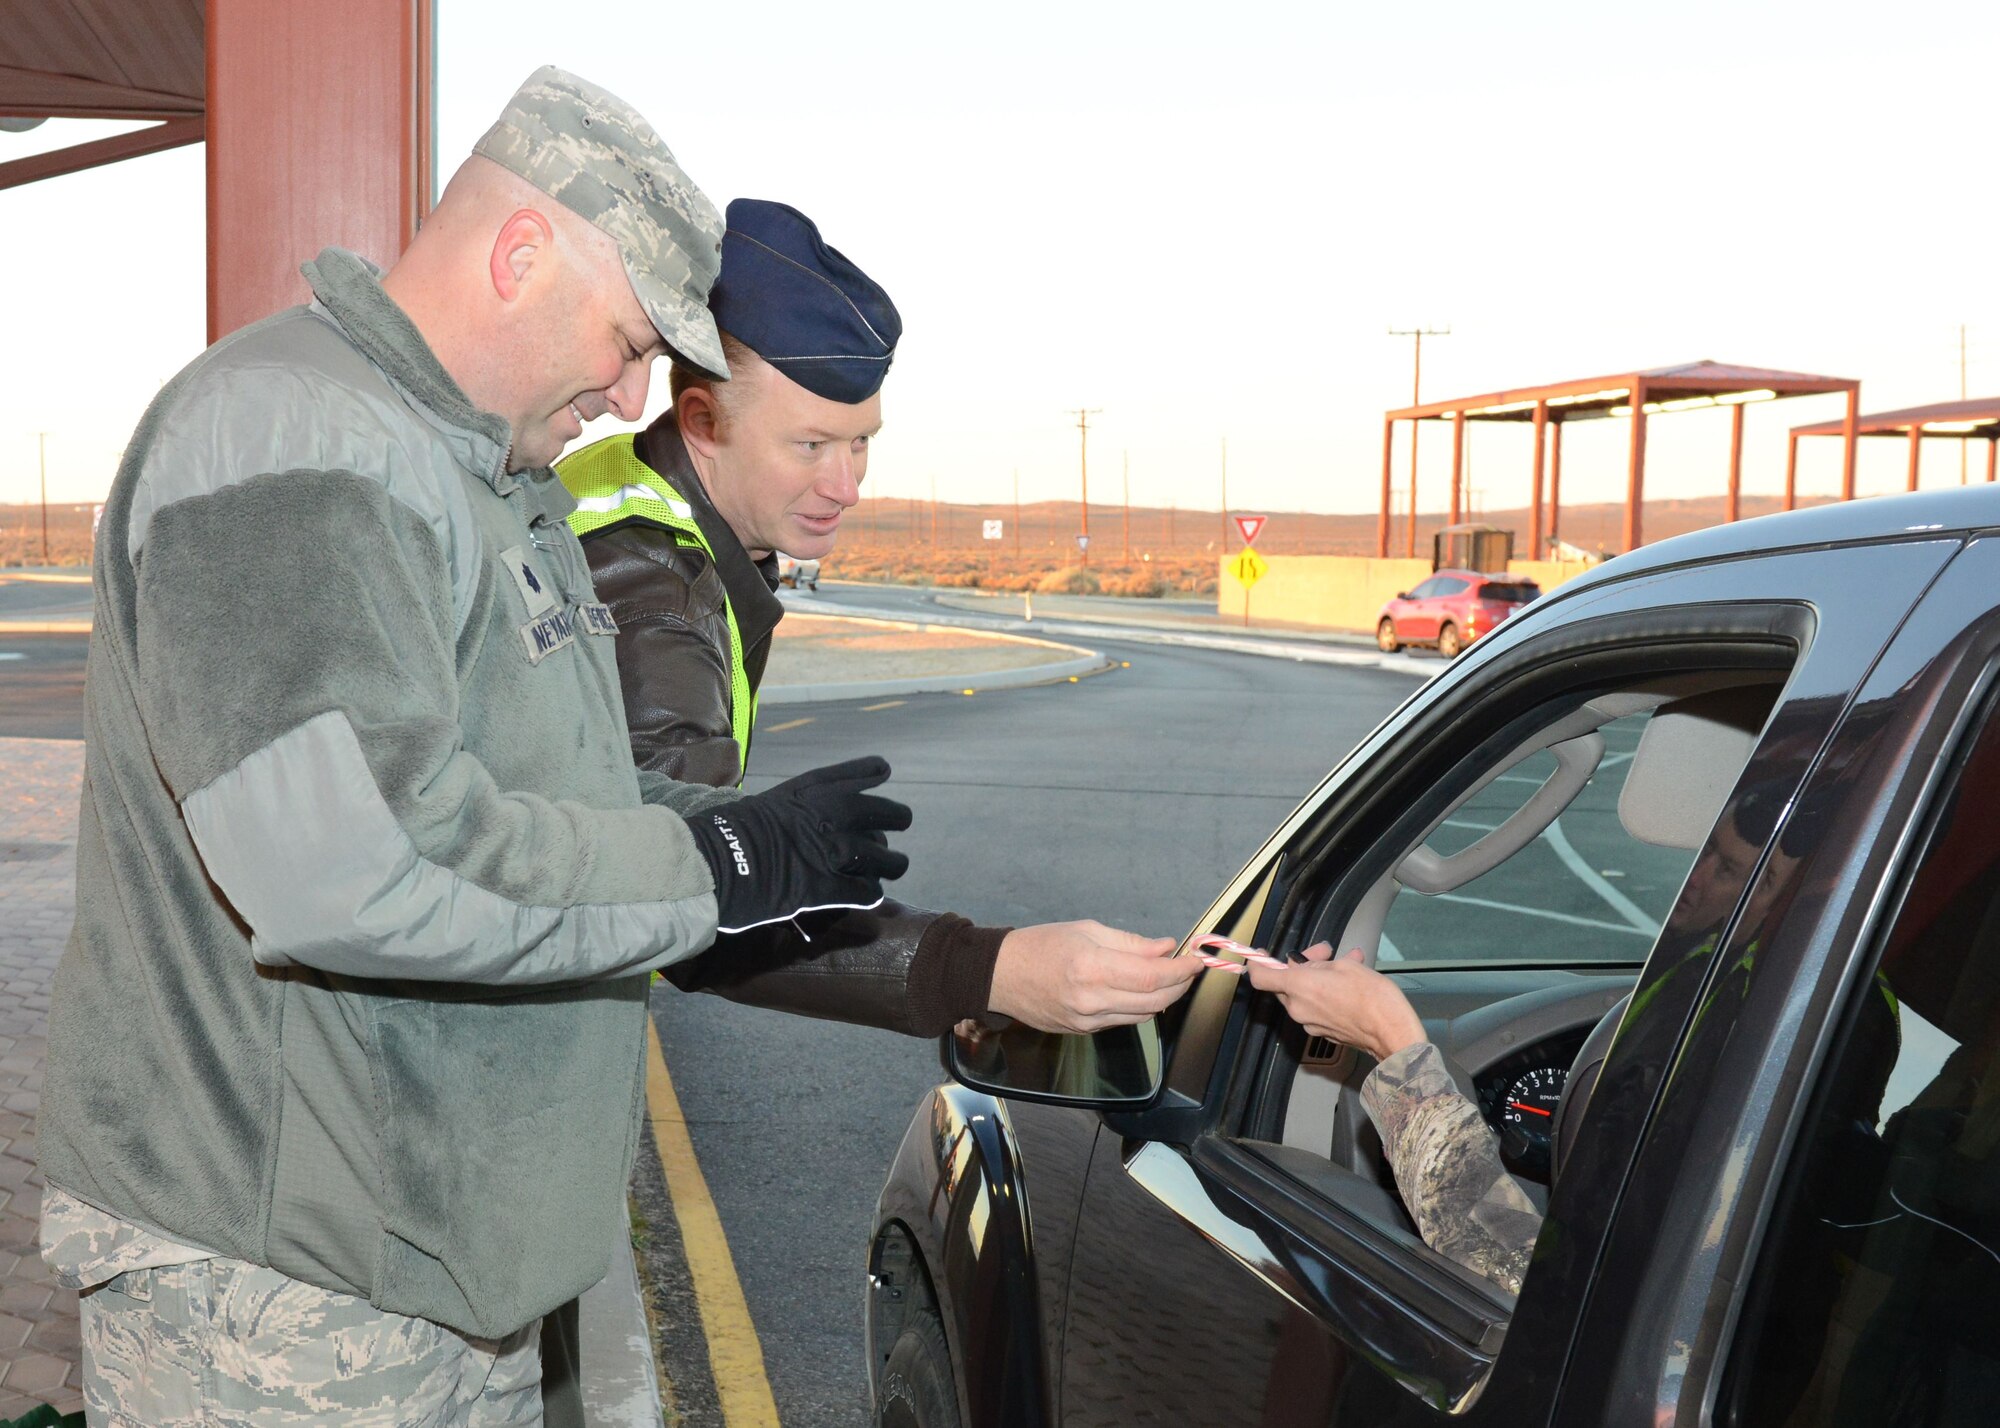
[0,653,23,662]
[1541,817,1660,934]
[1433,891,1656,937]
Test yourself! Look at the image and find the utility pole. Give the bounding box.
[1067,408,1101,564]
[1389,324,1450,556]
[1121,451,1131,563]
[39,432,50,562]
[1219,437,1229,549]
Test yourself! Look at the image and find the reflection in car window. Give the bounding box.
[1407,578,1442,598]
[1380,713,1698,965]
[1432,577,1471,595]
[1725,687,2000,1426]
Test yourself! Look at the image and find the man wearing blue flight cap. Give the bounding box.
[547,201,1198,1413]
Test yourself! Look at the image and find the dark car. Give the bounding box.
[1377,569,1540,658]
[867,487,2000,1428]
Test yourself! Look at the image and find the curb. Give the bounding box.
[783,594,1440,681]
[761,613,1109,705]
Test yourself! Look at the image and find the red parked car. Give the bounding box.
[1377,567,1540,657]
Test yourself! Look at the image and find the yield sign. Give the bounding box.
[1234,514,1267,546]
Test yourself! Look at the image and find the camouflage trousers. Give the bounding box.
[79,1257,544,1427]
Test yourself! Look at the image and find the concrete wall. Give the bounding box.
[1217,555,1599,632]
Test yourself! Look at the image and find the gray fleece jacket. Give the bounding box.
[41,248,735,1339]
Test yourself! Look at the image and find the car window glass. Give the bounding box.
[1724,683,2000,1426]
[1481,582,1540,603]
[1432,577,1471,596]
[1407,579,1441,598]
[1379,711,1698,966]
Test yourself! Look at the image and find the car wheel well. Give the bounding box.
[870,1220,943,1380]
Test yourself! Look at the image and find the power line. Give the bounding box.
[1389,324,1450,556]
[1066,408,1101,565]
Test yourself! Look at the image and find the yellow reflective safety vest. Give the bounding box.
[558,435,757,779]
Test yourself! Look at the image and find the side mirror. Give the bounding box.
[942,1017,1164,1108]
[1394,591,1410,600]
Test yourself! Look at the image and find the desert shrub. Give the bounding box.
[1035,566,1100,595]
[1099,571,1166,598]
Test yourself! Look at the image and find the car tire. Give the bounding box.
[1437,622,1462,659]
[1376,618,1401,653]
[878,1313,960,1428]
[808,579,819,591]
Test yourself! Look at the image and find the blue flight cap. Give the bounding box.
[710,198,900,404]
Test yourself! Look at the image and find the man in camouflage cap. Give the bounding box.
[41,66,912,1425]
[474,64,730,385]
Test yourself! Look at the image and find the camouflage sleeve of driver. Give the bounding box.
[1360,1041,1542,1296]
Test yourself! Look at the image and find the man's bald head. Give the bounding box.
[384,155,663,470]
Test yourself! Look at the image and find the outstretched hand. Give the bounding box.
[1247,943,1427,1063]
[986,921,1200,1035]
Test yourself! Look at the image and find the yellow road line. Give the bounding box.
[644,1018,781,1427]
[860,700,906,711]
[762,716,814,732]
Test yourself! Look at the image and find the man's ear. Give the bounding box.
[677,385,724,459]
[489,208,557,304]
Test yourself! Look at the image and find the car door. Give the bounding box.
[1544,534,2000,1427]
[1396,579,1440,641]
[1053,535,1960,1427]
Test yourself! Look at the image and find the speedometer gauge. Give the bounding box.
[1500,1067,1567,1128]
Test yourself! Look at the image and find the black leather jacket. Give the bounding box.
[575,415,1004,1036]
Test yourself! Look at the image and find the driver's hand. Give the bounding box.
[1249,944,1427,1062]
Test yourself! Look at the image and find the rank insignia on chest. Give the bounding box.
[499,544,557,617]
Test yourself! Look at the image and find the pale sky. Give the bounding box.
[5,0,1998,524]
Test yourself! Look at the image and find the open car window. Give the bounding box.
[1217,667,1792,1315]
[1341,676,1780,970]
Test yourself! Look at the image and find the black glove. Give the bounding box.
[685,756,913,932]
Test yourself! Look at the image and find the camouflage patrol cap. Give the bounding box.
[475,66,729,379]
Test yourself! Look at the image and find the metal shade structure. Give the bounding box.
[1788,398,2000,502]
[1379,360,1862,557]
[0,1,204,186]
[0,0,433,341]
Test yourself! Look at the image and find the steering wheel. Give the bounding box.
[1550,993,1631,1183]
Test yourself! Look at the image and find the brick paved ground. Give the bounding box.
[0,737,84,1420]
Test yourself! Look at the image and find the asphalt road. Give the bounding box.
[655,590,1426,1426]
[0,632,89,739]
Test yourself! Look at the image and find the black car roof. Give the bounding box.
[1559,485,2000,601]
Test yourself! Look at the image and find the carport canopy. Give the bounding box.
[1,0,433,341]
[1379,360,1861,558]
[1788,397,2000,500]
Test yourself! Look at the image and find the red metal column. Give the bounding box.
[1906,425,1923,492]
[1623,386,1648,552]
[1989,437,1997,484]
[1726,401,1745,523]
[1548,420,1564,547]
[1840,387,1860,500]
[1529,401,1548,557]
[207,0,435,341]
[1785,433,1800,510]
[1377,418,1394,558]
[1449,413,1465,526]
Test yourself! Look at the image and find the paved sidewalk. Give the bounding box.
[0,739,83,1421]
